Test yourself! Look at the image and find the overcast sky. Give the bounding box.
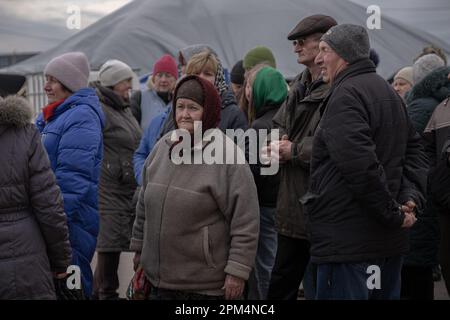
[0,0,132,54]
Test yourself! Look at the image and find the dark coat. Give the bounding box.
[250,105,280,207]
[424,96,450,211]
[94,84,142,252]
[303,59,428,264]
[0,96,71,299]
[403,67,450,267]
[406,66,450,135]
[272,69,329,239]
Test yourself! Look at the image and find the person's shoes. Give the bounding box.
[433,265,442,282]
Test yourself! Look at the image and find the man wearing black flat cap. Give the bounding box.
[267,14,337,300]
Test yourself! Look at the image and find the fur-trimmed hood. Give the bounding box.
[406,66,450,103]
[0,96,33,127]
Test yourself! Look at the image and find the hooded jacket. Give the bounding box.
[406,66,450,135]
[0,96,71,299]
[403,67,450,267]
[36,88,105,297]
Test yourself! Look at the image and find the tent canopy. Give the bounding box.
[3,0,450,78]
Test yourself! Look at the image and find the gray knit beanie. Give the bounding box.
[44,52,90,92]
[413,53,445,84]
[320,24,370,64]
[99,59,135,87]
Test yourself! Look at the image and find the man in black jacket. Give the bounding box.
[267,14,337,300]
[303,24,428,299]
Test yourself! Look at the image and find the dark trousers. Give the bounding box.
[267,234,310,300]
[93,252,121,300]
[401,266,434,300]
[439,213,450,296]
[315,256,403,300]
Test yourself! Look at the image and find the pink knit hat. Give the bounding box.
[44,52,90,92]
[152,54,178,79]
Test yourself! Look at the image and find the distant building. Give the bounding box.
[0,52,39,69]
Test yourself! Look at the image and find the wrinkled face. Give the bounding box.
[393,78,412,98]
[153,72,177,93]
[113,78,132,101]
[292,33,322,66]
[231,83,242,97]
[194,68,216,85]
[44,75,71,103]
[315,41,348,83]
[175,98,204,134]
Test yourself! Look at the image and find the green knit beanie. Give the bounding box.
[243,46,276,70]
[252,66,287,112]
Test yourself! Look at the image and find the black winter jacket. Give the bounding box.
[303,59,428,264]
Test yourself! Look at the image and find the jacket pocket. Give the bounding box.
[202,226,217,269]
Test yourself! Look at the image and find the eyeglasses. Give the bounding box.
[292,34,322,47]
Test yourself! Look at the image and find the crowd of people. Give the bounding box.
[0,13,449,300]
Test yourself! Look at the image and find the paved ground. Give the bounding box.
[92,253,450,300]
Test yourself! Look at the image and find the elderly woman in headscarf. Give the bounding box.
[133,46,247,186]
[130,75,259,300]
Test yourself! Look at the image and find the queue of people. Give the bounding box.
[1,12,450,301]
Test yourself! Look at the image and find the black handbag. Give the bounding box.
[54,276,86,300]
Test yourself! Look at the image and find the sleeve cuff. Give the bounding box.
[129,238,143,252]
[224,260,252,281]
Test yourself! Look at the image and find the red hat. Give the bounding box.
[153,54,178,79]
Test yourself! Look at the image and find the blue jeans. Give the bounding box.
[248,206,278,300]
[315,256,404,300]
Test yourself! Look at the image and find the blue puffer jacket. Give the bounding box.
[36,88,105,297]
[133,106,170,186]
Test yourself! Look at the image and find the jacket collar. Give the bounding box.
[320,58,376,115]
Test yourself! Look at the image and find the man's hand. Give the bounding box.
[401,200,417,228]
[401,200,416,215]
[222,274,245,300]
[278,135,293,161]
[401,212,417,228]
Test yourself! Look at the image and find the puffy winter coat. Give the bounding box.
[36,88,105,297]
[0,96,71,299]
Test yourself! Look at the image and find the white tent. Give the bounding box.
[3,0,450,109]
